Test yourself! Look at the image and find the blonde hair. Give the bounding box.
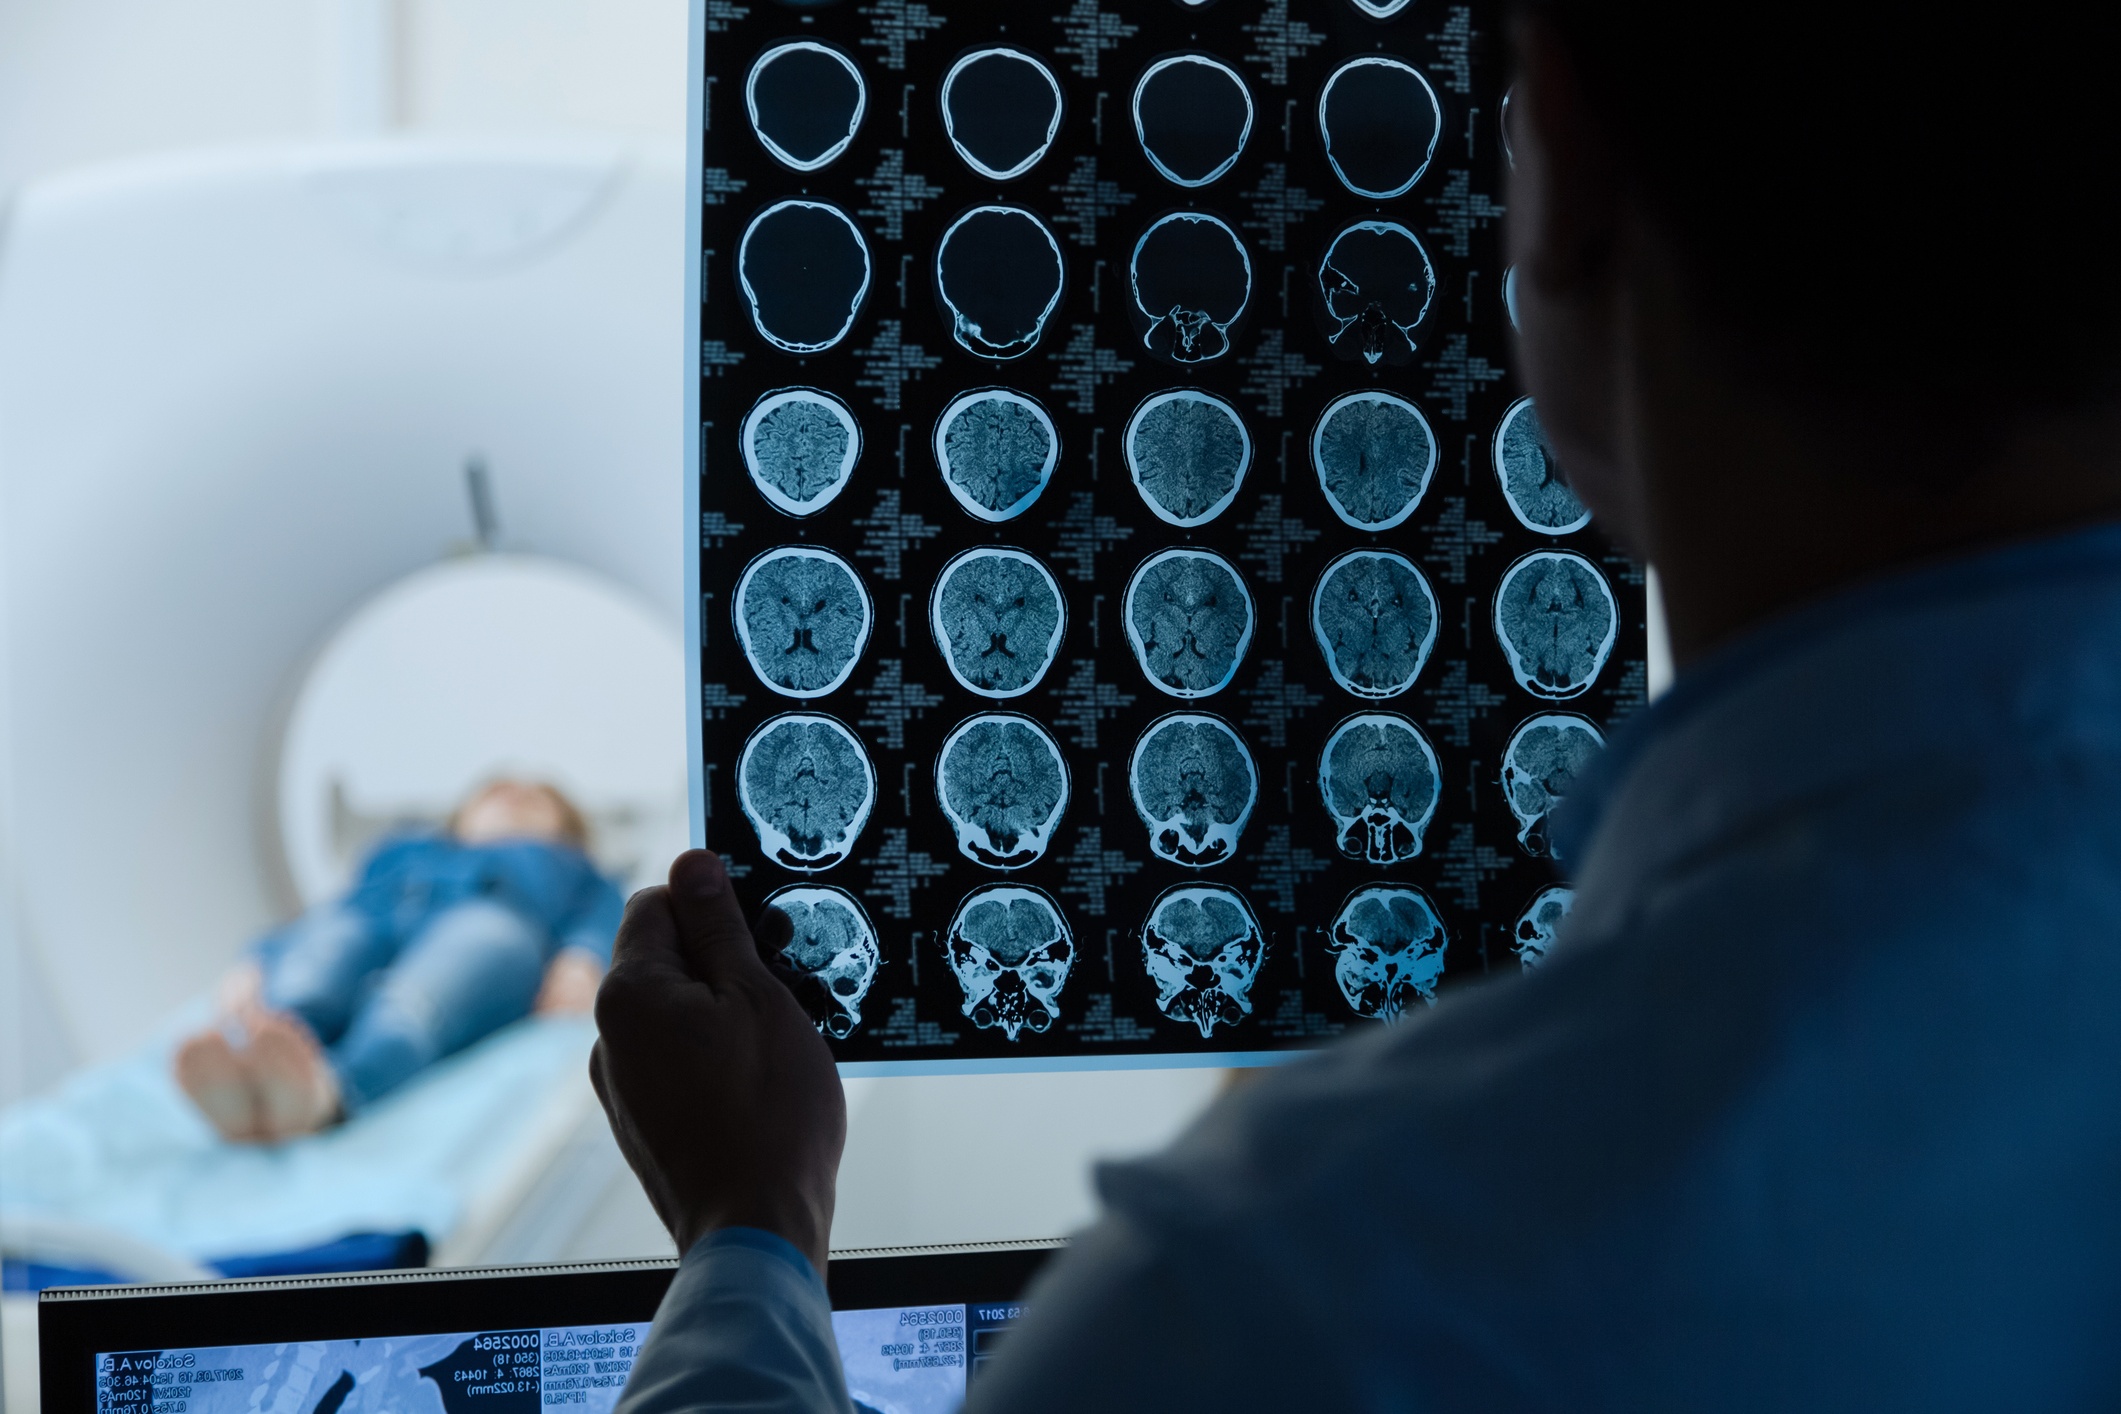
[447,779,591,849]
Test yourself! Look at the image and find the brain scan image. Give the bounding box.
[1318,712,1440,865]
[1317,220,1434,366]
[1123,389,1251,526]
[1317,57,1441,200]
[1310,550,1438,698]
[940,48,1063,181]
[943,885,1074,1040]
[741,388,861,516]
[1348,0,1414,14]
[1140,885,1265,1038]
[738,201,870,354]
[1327,885,1448,1022]
[1494,398,1590,535]
[1501,712,1605,858]
[929,547,1067,698]
[933,389,1058,522]
[1128,713,1257,867]
[733,546,873,698]
[1129,212,1251,365]
[1311,390,1437,531]
[934,713,1069,868]
[737,713,876,871]
[934,206,1065,360]
[763,885,881,1038]
[1132,55,1253,187]
[1504,265,1520,332]
[1123,549,1253,699]
[1513,885,1574,970]
[745,42,865,172]
[1493,551,1619,699]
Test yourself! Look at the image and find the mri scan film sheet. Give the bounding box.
[689,0,1646,1073]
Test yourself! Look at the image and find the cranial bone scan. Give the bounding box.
[1493,397,1590,535]
[741,388,862,516]
[1139,885,1266,1037]
[1348,0,1414,15]
[1123,548,1255,698]
[737,713,877,871]
[940,47,1063,181]
[1129,713,1257,867]
[1500,713,1606,858]
[1123,389,1251,526]
[934,205,1066,360]
[933,388,1058,522]
[1129,212,1252,364]
[732,546,873,698]
[1311,389,1437,531]
[764,885,882,1038]
[943,885,1075,1040]
[1317,56,1441,200]
[745,41,866,172]
[1132,55,1254,187]
[738,200,871,354]
[1328,885,1448,1022]
[1493,551,1619,699]
[1317,220,1435,365]
[1318,713,1441,864]
[1311,549,1438,698]
[929,547,1067,698]
[934,713,1069,868]
[1513,885,1574,969]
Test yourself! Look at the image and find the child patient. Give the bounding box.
[174,779,624,1144]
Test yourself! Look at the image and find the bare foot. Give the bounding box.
[174,1029,263,1142]
[245,1014,341,1141]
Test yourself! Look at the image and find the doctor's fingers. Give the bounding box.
[666,849,775,990]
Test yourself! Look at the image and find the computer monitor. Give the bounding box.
[37,1244,1054,1414]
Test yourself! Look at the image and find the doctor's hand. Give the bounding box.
[590,850,846,1274]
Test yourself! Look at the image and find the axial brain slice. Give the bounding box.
[1125,392,1249,525]
[931,550,1065,697]
[738,715,875,870]
[744,391,857,513]
[1494,398,1589,534]
[1125,551,1253,698]
[937,715,1068,867]
[937,393,1055,520]
[944,887,1074,1040]
[1319,714,1439,864]
[1317,221,1434,365]
[1493,552,1618,698]
[1129,715,1257,866]
[738,201,870,354]
[1501,714,1605,858]
[1328,886,1448,1022]
[1514,885,1575,969]
[1313,392,1436,530]
[1130,213,1251,364]
[1312,551,1436,697]
[735,550,870,697]
[935,207,1066,360]
[766,886,880,1039]
[1141,885,1265,1038]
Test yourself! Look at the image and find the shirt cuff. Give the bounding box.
[687,1226,824,1289]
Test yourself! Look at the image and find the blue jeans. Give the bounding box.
[258,900,548,1113]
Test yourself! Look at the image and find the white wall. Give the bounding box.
[0,0,688,198]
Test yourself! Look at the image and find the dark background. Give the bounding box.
[694,0,1647,1066]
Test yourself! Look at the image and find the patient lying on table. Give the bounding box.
[174,780,625,1144]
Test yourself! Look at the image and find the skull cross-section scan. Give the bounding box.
[934,205,1066,360]
[1310,549,1439,698]
[934,712,1069,869]
[763,885,881,1038]
[1123,548,1254,698]
[1310,390,1438,531]
[940,47,1064,181]
[1317,56,1442,200]
[932,388,1058,522]
[929,546,1067,698]
[1500,712,1605,859]
[732,546,872,699]
[1129,212,1252,365]
[1123,389,1251,527]
[1318,712,1441,864]
[1493,397,1590,535]
[1513,885,1575,969]
[745,41,866,172]
[1140,884,1265,1038]
[741,388,862,516]
[1493,551,1619,699]
[1132,55,1254,188]
[943,885,1075,1040]
[1128,713,1258,867]
[1316,220,1434,365]
[737,713,877,871]
[738,200,871,355]
[1327,884,1448,1022]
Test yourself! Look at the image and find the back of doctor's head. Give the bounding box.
[1514,2,2121,422]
